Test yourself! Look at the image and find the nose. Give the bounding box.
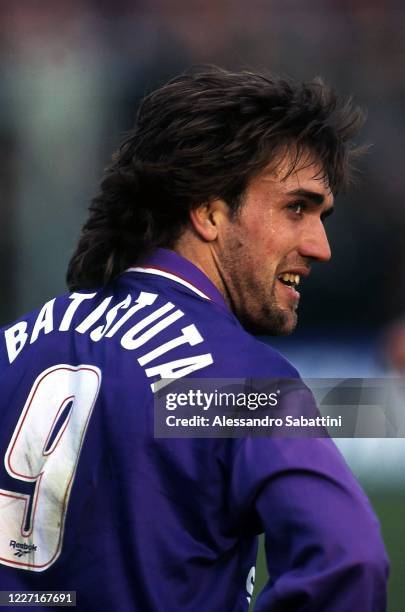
[299,220,332,263]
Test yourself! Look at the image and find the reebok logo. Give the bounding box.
[9,540,37,557]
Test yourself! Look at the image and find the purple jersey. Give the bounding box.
[0,249,388,610]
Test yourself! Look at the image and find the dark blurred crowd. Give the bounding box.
[0,1,404,336]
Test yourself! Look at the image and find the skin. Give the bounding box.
[175,152,334,335]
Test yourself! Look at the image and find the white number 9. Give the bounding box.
[0,364,101,571]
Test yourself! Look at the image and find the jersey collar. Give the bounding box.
[127,248,229,310]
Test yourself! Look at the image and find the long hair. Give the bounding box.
[67,66,365,290]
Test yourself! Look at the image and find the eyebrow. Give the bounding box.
[286,188,327,205]
[287,188,335,220]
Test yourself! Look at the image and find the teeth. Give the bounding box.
[279,273,301,285]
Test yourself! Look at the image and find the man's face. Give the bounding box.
[214,155,334,334]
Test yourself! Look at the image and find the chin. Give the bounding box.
[241,308,297,336]
[271,321,297,336]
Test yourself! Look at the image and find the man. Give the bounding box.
[0,67,388,610]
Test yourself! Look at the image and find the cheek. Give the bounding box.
[244,208,282,246]
[255,234,285,264]
[237,209,289,267]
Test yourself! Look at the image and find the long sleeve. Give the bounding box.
[230,436,389,611]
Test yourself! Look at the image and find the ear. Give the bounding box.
[189,199,230,242]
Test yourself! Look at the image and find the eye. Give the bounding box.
[287,201,305,215]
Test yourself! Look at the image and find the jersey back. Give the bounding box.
[0,269,298,611]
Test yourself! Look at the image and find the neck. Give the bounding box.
[173,235,231,309]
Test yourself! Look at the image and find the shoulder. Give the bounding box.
[120,269,300,380]
[150,290,299,379]
[207,320,299,378]
[1,290,99,364]
[0,274,299,389]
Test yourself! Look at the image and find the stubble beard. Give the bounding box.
[219,230,298,336]
[238,280,298,336]
[239,296,297,336]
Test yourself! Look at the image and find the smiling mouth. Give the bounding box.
[277,272,301,291]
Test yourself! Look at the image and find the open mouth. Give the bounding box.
[277,272,301,292]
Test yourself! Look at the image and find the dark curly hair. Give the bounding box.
[67,66,365,290]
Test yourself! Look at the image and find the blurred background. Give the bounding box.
[0,0,404,608]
